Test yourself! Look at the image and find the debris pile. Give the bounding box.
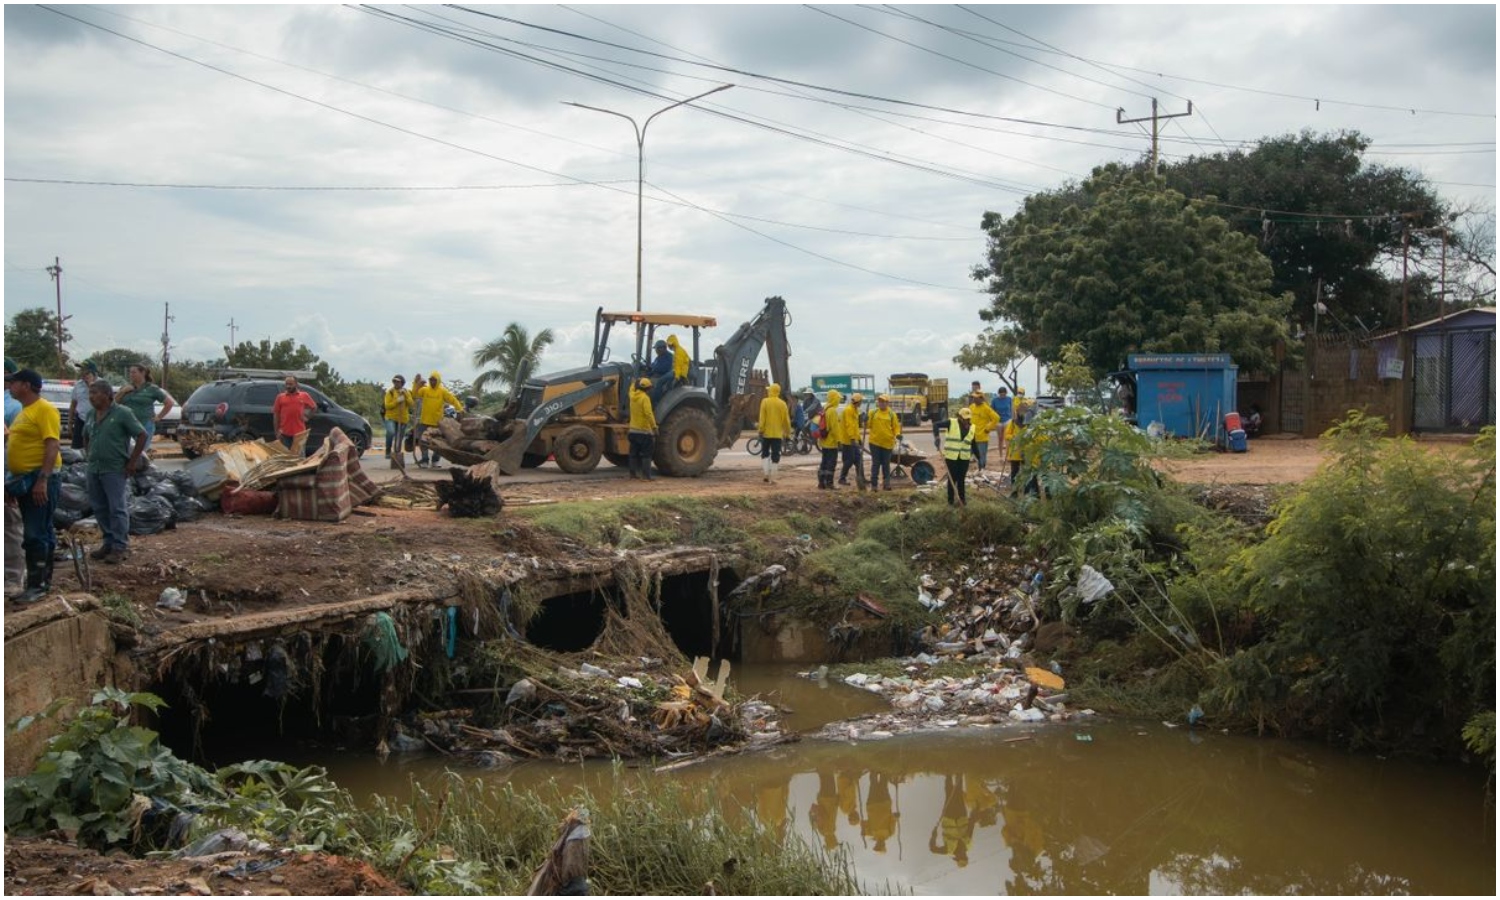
[386,657,788,765]
[810,547,1101,735]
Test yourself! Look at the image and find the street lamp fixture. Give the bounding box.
[564,84,733,312]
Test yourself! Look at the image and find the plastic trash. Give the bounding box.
[1187,704,1205,726]
[1077,565,1114,604]
[579,663,611,678]
[157,587,186,611]
[128,494,176,535]
[1075,733,1094,743]
[617,676,643,689]
[844,673,869,686]
[506,678,537,706]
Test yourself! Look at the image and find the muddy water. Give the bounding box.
[274,668,1495,896]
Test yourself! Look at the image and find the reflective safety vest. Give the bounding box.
[942,419,972,461]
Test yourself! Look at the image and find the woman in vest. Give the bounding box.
[942,407,973,506]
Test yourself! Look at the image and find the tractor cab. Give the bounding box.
[590,309,718,387]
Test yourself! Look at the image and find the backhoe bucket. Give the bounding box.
[485,431,530,476]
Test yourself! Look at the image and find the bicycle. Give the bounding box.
[746,426,815,457]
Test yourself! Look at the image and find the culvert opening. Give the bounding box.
[149,635,382,764]
[526,589,610,652]
[658,569,741,660]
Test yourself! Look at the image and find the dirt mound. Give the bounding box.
[4,837,402,896]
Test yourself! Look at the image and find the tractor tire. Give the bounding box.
[655,407,717,477]
[603,451,630,468]
[520,452,547,469]
[553,426,603,474]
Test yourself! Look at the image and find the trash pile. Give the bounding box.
[53,450,214,535]
[384,657,789,766]
[808,546,1107,735]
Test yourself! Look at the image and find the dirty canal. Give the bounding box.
[226,667,1495,896]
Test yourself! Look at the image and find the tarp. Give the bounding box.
[185,440,289,501]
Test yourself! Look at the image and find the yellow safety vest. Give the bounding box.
[942,419,972,461]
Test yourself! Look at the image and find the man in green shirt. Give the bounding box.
[84,381,146,563]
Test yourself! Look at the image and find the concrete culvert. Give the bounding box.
[525,589,609,652]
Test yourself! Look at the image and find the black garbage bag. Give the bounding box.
[53,507,81,530]
[58,482,92,516]
[59,447,84,466]
[170,495,213,523]
[128,494,176,535]
[59,462,88,488]
[130,467,169,497]
[149,480,181,501]
[168,470,199,497]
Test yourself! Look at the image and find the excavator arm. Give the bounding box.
[711,295,792,447]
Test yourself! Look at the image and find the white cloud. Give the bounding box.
[5,3,1493,397]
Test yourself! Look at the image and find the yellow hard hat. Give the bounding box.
[877,393,890,402]
[637,377,652,389]
[958,407,972,419]
[851,392,864,403]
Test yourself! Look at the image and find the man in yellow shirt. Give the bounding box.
[967,392,1001,471]
[628,376,658,480]
[413,371,464,468]
[756,384,791,483]
[866,394,902,491]
[6,369,61,603]
[382,374,413,469]
[837,392,867,490]
[816,389,843,490]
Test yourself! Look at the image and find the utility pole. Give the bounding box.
[46,257,66,368]
[161,303,175,392]
[1117,99,1193,176]
[227,318,238,363]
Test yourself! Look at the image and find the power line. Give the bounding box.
[4,177,631,191]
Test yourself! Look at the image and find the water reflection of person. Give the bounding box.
[861,772,899,853]
[754,777,791,841]
[837,771,862,827]
[966,776,1000,828]
[929,774,977,868]
[809,771,841,850]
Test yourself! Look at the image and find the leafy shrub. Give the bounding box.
[1206,415,1495,752]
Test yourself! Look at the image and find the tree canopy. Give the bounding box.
[1157,130,1450,329]
[973,169,1292,375]
[4,308,72,374]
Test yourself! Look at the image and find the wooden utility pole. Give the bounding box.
[1117,99,1194,175]
[227,318,238,358]
[46,256,65,368]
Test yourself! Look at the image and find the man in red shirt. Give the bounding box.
[272,376,317,456]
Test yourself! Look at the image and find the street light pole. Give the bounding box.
[565,84,733,312]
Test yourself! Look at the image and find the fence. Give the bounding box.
[1412,326,1496,433]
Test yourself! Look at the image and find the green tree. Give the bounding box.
[952,327,1030,393]
[4,307,71,374]
[1158,131,1448,329]
[223,338,351,405]
[974,169,1292,374]
[471,323,554,398]
[1045,342,1095,397]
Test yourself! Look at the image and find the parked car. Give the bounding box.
[155,401,182,438]
[175,377,373,458]
[39,379,77,438]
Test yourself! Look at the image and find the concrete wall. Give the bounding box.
[4,605,119,777]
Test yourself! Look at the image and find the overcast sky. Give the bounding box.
[4,3,1495,394]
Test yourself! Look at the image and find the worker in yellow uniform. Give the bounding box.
[837,392,867,489]
[756,384,791,483]
[865,394,902,491]
[665,334,690,388]
[967,391,1001,471]
[942,407,973,506]
[627,376,657,480]
[413,371,464,468]
[382,374,414,470]
[817,389,843,490]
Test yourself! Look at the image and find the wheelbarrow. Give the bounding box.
[890,438,936,485]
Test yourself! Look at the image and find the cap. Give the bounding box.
[958,407,972,419]
[876,393,890,402]
[654,340,668,351]
[851,392,864,403]
[3,357,16,377]
[393,374,405,383]
[637,377,653,389]
[80,360,100,375]
[12,368,42,391]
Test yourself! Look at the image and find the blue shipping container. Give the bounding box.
[1127,353,1238,441]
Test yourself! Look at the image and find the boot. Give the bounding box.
[762,458,771,483]
[770,462,779,483]
[16,549,52,604]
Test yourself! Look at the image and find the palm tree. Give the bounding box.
[472,323,555,399]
